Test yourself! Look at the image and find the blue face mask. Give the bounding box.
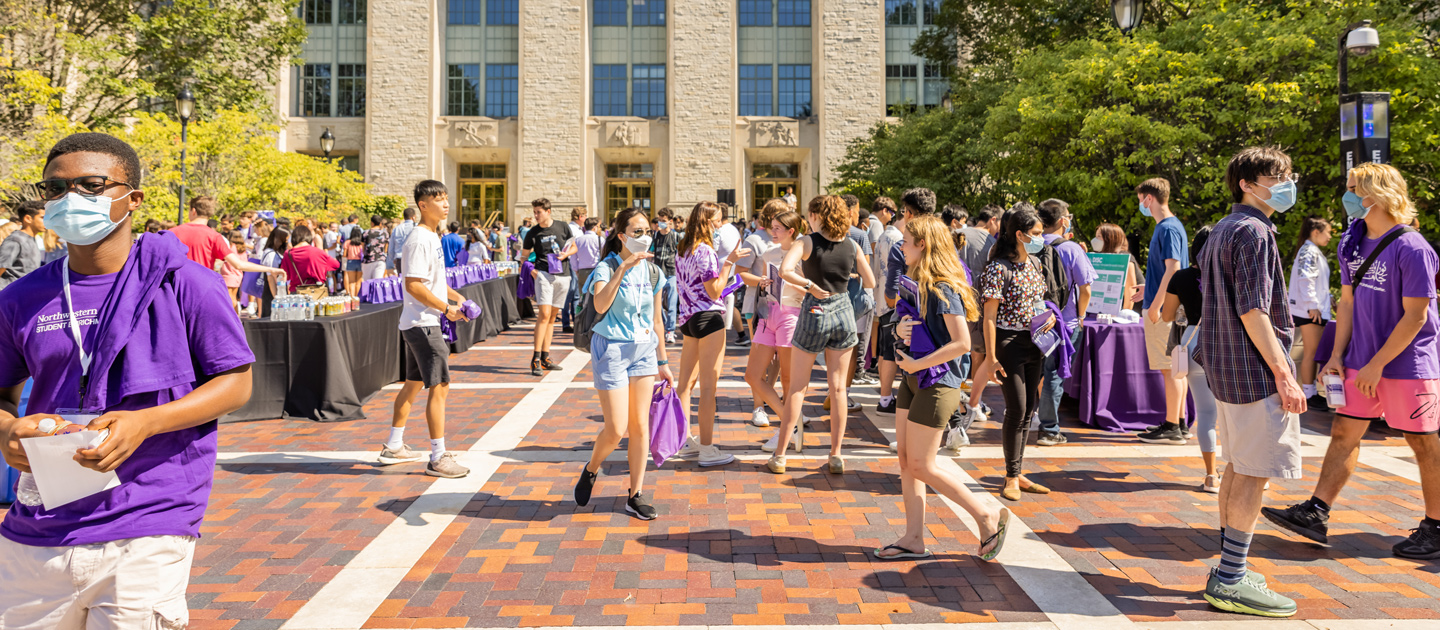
[1260,181,1297,213]
[44,191,132,246]
[1341,191,1370,220]
[1139,200,1152,218]
[1022,233,1044,254]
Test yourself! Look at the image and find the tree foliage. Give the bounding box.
[836,0,1440,252]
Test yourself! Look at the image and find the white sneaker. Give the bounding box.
[762,426,801,452]
[698,444,735,467]
[802,415,816,427]
[967,405,987,427]
[676,435,701,458]
[942,424,969,453]
[846,397,862,411]
[750,408,771,427]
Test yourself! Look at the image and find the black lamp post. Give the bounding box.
[1111,0,1144,37]
[1337,21,1388,171]
[175,85,195,224]
[320,127,335,213]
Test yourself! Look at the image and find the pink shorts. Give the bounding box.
[1337,368,1440,434]
[753,304,800,348]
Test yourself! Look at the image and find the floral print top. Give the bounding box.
[978,258,1047,331]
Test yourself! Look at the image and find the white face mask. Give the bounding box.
[625,234,652,254]
[1091,236,1104,250]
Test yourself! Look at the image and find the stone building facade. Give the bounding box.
[276,0,944,227]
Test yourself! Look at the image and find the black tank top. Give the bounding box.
[801,232,856,295]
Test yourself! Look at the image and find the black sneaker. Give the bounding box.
[1037,432,1068,446]
[1261,503,1330,545]
[1307,394,1331,412]
[541,357,562,371]
[530,358,545,377]
[1392,521,1440,559]
[561,325,574,333]
[626,491,657,520]
[1137,422,1186,445]
[574,467,600,507]
[876,398,896,415]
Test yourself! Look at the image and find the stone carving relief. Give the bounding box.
[761,121,798,147]
[605,121,649,147]
[454,121,497,147]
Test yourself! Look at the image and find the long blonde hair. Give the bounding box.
[904,215,979,322]
[679,201,721,256]
[1351,162,1416,225]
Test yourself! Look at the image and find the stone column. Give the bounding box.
[818,0,884,189]
[669,0,735,208]
[518,0,586,208]
[364,0,436,197]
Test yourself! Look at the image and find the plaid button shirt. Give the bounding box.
[1198,204,1295,405]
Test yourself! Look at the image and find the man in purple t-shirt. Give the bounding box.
[0,133,255,629]
[1264,163,1440,560]
[1036,199,1096,446]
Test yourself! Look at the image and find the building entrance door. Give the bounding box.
[752,163,799,213]
[458,164,507,228]
[604,163,654,222]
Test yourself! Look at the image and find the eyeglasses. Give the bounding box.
[1261,173,1301,184]
[33,176,133,201]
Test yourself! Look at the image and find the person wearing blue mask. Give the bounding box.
[1195,147,1305,618]
[1134,178,1192,446]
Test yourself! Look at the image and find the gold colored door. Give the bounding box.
[605,182,654,222]
[459,181,506,228]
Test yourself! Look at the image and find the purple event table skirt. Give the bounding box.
[1063,316,1196,432]
[357,263,497,304]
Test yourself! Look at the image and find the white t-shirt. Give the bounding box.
[400,225,448,330]
[737,230,776,313]
[761,245,803,308]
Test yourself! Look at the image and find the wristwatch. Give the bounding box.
[803,280,813,291]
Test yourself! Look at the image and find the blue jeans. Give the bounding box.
[661,274,677,333]
[561,266,578,328]
[1038,325,1083,434]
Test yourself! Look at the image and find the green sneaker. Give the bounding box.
[1204,571,1296,618]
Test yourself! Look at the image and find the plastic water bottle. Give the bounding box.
[15,418,84,507]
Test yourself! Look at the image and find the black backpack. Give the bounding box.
[572,256,663,353]
[1034,239,1072,309]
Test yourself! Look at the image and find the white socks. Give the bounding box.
[430,438,446,462]
[1302,384,1317,398]
[385,427,405,451]
[880,395,895,406]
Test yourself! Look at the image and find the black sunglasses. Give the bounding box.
[34,176,133,201]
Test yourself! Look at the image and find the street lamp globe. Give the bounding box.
[1111,0,1144,35]
[1347,25,1380,56]
[320,127,336,157]
[175,85,195,122]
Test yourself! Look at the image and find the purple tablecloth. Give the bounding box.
[357,264,497,304]
[1063,315,1196,432]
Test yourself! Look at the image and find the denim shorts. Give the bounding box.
[792,293,857,354]
[345,259,362,272]
[590,333,660,391]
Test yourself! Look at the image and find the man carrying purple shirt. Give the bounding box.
[1263,162,1440,560]
[1196,147,1304,618]
[0,133,255,628]
[1036,199,1095,446]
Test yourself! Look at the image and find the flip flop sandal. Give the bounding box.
[873,544,932,560]
[979,508,1011,561]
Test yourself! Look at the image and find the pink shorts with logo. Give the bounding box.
[1337,368,1440,434]
[753,304,800,348]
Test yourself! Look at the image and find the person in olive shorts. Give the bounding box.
[767,195,875,475]
[872,214,1010,562]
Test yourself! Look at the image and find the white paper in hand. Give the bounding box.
[20,430,120,510]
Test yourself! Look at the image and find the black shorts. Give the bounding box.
[876,312,898,362]
[402,326,451,388]
[680,310,726,339]
[1293,315,1328,328]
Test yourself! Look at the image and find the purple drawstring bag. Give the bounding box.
[649,382,687,467]
[517,261,535,300]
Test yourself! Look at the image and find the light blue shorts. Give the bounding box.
[590,334,659,391]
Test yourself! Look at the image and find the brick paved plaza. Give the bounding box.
[33,322,1435,630]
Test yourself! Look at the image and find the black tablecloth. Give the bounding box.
[225,275,525,423]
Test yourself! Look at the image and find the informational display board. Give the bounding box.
[1086,253,1131,317]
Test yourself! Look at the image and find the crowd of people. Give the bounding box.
[1,130,1438,626]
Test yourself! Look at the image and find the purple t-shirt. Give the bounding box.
[1340,227,1440,379]
[0,262,254,546]
[677,243,723,325]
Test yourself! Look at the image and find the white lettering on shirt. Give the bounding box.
[34,308,99,334]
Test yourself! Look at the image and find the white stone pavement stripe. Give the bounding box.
[279,350,588,630]
[931,457,1136,630]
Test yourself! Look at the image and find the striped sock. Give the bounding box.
[1216,528,1253,585]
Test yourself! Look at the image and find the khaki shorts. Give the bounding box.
[1143,316,1174,371]
[1216,394,1303,480]
[533,270,571,308]
[0,534,195,630]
